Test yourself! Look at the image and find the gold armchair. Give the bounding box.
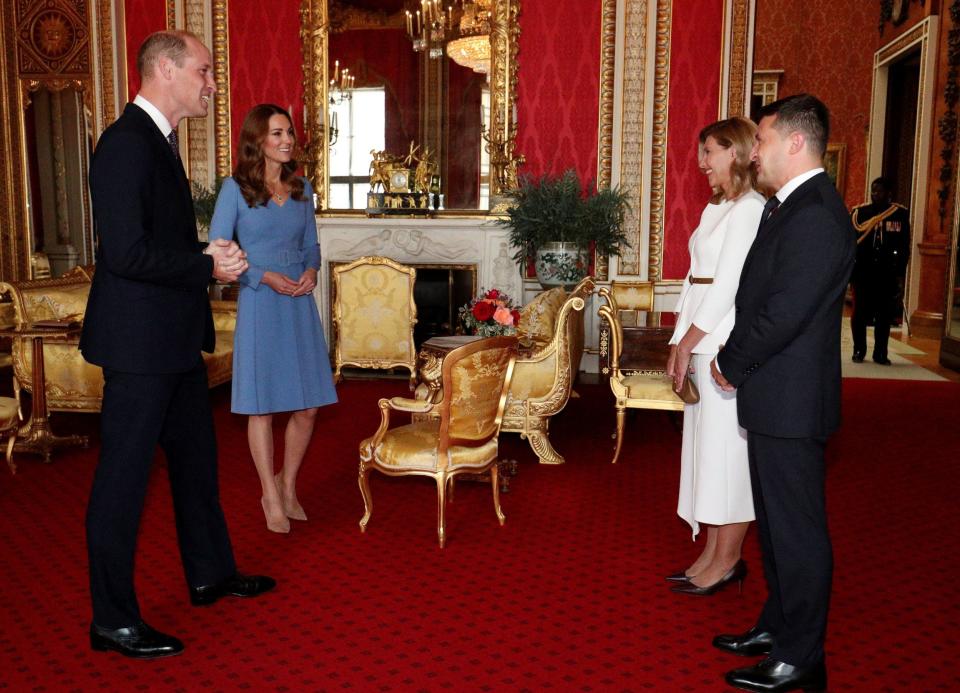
[598,283,683,464]
[0,267,236,414]
[332,256,418,387]
[358,336,518,548]
[0,396,21,474]
[500,276,594,465]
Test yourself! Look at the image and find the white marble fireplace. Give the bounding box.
[313,216,523,345]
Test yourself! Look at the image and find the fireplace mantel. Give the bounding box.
[314,216,523,345]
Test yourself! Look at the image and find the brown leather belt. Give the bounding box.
[689,276,713,284]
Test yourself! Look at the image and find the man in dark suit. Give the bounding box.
[710,94,855,692]
[82,30,275,659]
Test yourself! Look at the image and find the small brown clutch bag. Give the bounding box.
[676,376,700,405]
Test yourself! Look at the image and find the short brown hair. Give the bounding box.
[233,104,305,207]
[137,30,198,81]
[699,116,757,201]
[756,93,830,158]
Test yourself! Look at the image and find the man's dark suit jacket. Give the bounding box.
[717,172,855,439]
[81,103,216,374]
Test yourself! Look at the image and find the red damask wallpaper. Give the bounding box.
[123,0,166,100]
[227,0,305,157]
[754,0,875,210]
[661,0,725,280]
[515,0,601,185]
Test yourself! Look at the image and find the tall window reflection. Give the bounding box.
[329,87,385,210]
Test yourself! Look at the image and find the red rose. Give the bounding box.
[511,309,521,326]
[472,300,496,321]
[485,289,500,300]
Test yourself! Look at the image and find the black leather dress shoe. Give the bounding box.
[90,622,184,659]
[713,625,774,656]
[873,355,892,365]
[852,351,865,363]
[190,573,276,606]
[725,657,826,692]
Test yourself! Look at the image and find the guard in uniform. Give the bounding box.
[850,177,910,364]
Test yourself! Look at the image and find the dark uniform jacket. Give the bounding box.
[851,202,910,284]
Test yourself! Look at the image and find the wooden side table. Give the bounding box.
[598,311,673,378]
[0,324,90,462]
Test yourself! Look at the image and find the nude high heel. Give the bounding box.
[275,472,307,521]
[261,496,290,534]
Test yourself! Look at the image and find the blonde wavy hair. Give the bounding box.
[699,116,757,203]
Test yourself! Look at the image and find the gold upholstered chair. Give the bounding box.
[332,256,418,387]
[597,284,683,464]
[358,336,518,548]
[500,276,594,465]
[0,395,21,474]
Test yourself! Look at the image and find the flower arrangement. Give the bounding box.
[459,288,522,337]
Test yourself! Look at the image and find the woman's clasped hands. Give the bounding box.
[262,267,317,297]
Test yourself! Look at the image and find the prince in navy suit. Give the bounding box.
[711,95,855,692]
[82,30,275,659]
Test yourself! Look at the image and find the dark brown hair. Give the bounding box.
[756,93,830,158]
[232,104,305,208]
[699,116,757,202]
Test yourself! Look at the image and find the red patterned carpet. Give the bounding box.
[1,378,958,691]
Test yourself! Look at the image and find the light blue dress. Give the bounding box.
[210,177,337,415]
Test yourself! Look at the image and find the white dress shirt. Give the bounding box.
[133,94,174,138]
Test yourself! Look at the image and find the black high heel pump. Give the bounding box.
[670,559,746,595]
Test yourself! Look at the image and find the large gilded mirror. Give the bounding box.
[23,81,96,278]
[301,0,519,213]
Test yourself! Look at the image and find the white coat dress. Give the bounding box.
[669,191,763,538]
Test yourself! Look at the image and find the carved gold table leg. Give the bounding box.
[13,335,89,463]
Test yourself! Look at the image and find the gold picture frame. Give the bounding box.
[824,142,847,192]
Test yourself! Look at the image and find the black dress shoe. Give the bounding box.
[90,622,184,659]
[665,571,693,583]
[713,625,774,656]
[671,559,746,595]
[725,657,826,692]
[851,351,865,363]
[190,573,276,606]
[873,355,892,365]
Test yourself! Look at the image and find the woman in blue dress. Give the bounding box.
[210,104,337,534]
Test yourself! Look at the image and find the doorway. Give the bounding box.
[881,47,920,208]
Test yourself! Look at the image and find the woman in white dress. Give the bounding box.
[666,117,764,595]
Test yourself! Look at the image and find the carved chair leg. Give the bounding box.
[491,463,505,525]
[436,474,448,548]
[358,464,373,532]
[611,406,626,464]
[447,474,455,503]
[525,428,565,465]
[334,367,343,385]
[5,433,16,475]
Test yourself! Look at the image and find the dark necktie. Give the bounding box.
[167,129,180,160]
[759,195,780,231]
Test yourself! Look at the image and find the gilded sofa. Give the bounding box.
[0,267,236,413]
[500,276,594,464]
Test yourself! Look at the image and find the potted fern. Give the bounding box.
[499,169,630,289]
[191,178,224,242]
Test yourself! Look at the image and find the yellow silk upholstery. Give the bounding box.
[0,268,236,414]
[597,286,683,464]
[358,336,517,548]
[332,256,417,387]
[500,277,594,465]
[516,287,565,348]
[606,280,655,327]
[0,396,21,474]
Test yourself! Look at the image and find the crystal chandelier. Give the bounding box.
[405,0,492,73]
[446,0,491,74]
